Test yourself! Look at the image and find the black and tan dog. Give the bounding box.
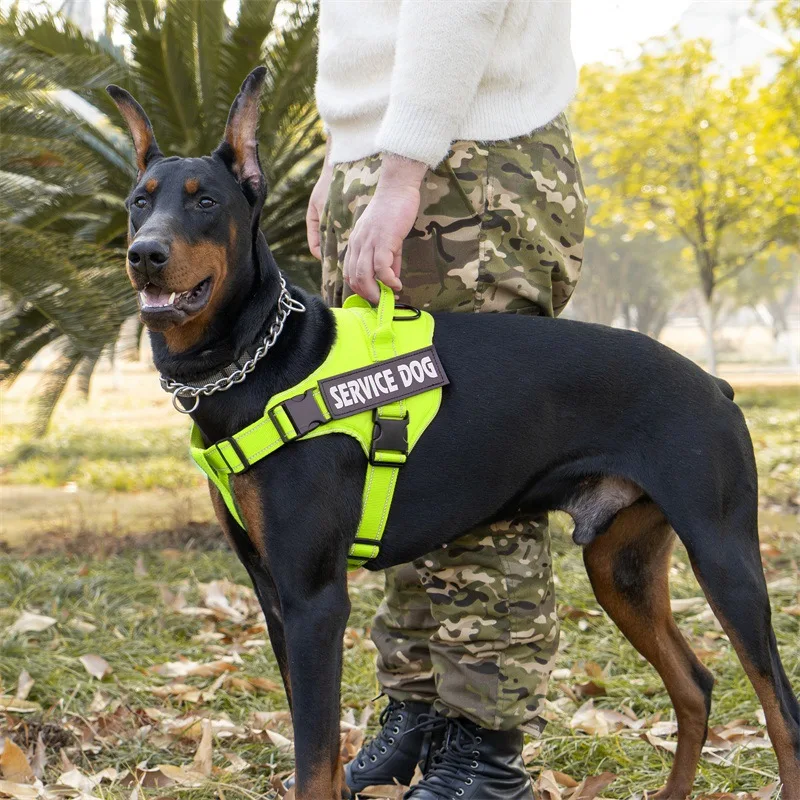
[107,68,799,800]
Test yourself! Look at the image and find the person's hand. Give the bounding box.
[344,154,427,304]
[306,146,334,260]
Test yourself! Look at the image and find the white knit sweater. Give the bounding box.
[316,0,577,167]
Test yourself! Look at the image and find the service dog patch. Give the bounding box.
[319,346,449,419]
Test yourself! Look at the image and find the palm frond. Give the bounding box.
[1,0,324,427]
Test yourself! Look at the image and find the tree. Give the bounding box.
[574,35,799,373]
[572,220,681,339]
[0,0,324,431]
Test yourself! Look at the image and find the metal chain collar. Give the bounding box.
[160,275,306,414]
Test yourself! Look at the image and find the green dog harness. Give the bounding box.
[189,283,448,569]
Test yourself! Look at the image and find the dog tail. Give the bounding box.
[714,376,735,401]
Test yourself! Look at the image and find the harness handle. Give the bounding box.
[370,281,398,362]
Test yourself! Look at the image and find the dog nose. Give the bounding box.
[127,239,170,274]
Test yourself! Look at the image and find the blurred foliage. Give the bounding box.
[574,32,799,369]
[0,0,324,432]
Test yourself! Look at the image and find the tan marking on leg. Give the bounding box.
[297,760,337,800]
[145,178,158,193]
[208,482,291,707]
[184,178,199,194]
[696,587,800,799]
[331,753,347,799]
[230,471,267,558]
[585,503,712,800]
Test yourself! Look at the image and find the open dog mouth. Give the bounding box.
[139,277,213,317]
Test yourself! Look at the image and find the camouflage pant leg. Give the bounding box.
[415,516,559,734]
[370,562,438,703]
[320,114,586,730]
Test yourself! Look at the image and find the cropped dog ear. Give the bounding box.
[106,85,163,179]
[214,67,267,206]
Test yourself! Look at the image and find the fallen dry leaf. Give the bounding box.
[522,739,543,764]
[570,700,643,736]
[13,672,33,702]
[148,683,202,704]
[643,729,678,754]
[79,654,112,680]
[223,752,249,774]
[156,764,206,787]
[573,680,606,698]
[0,697,40,715]
[265,729,294,753]
[533,769,564,800]
[7,612,57,636]
[30,735,45,781]
[0,739,34,783]
[340,725,364,763]
[0,779,39,800]
[251,710,293,728]
[192,720,213,777]
[57,766,119,792]
[360,784,406,799]
[149,659,238,678]
[573,771,616,799]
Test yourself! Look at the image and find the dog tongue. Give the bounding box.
[143,286,173,307]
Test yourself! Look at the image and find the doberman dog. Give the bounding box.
[107,68,800,800]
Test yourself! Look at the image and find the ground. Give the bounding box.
[0,371,798,800]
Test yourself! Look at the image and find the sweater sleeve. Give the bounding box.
[374,0,510,167]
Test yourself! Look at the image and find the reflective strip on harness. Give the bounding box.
[189,282,446,569]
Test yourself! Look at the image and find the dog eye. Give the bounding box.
[198,197,217,209]
[133,197,148,209]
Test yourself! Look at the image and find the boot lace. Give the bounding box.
[354,699,408,770]
[404,718,481,799]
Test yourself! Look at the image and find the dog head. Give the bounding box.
[107,67,268,349]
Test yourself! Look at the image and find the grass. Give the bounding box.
[0,381,798,798]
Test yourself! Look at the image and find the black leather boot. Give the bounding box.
[345,699,438,795]
[404,717,533,800]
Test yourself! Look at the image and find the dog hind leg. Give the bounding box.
[680,500,800,799]
[583,502,713,800]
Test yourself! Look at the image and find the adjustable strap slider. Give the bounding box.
[268,389,328,443]
[369,412,409,466]
[215,436,251,473]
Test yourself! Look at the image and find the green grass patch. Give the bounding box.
[1,426,203,491]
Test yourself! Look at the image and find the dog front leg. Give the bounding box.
[208,484,294,710]
[279,574,351,800]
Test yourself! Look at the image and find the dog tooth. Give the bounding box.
[169,292,176,304]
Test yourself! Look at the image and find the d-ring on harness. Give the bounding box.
[188,282,448,569]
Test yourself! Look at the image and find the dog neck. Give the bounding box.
[150,234,336,444]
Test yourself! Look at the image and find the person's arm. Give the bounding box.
[375,0,509,167]
[306,137,333,261]
[344,0,510,302]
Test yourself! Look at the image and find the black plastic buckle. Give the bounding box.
[216,436,251,472]
[369,412,409,466]
[268,389,327,443]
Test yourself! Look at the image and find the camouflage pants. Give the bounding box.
[320,114,587,732]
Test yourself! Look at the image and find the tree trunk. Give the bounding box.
[30,338,82,437]
[75,349,102,401]
[701,293,718,376]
